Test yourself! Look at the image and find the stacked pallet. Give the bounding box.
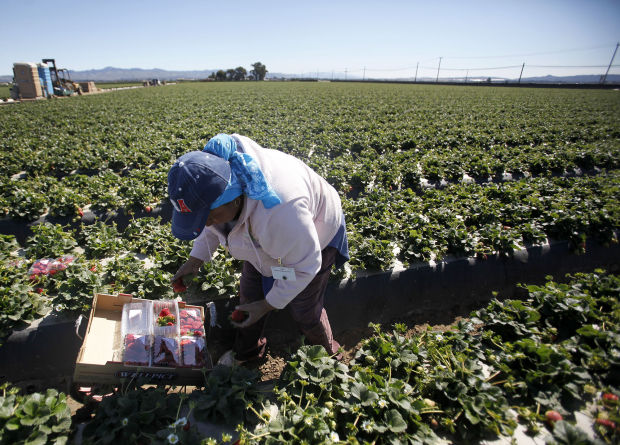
[13,63,42,99]
[79,81,98,93]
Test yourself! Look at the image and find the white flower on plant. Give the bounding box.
[329,431,340,442]
[361,420,374,433]
[167,433,179,444]
[377,399,387,408]
[121,417,128,426]
[304,416,313,426]
[173,417,187,427]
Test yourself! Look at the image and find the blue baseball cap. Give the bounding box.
[168,151,231,240]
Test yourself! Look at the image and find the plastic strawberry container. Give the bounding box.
[180,336,208,368]
[120,301,153,366]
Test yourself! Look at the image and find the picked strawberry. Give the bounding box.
[180,337,207,367]
[172,278,187,293]
[231,309,248,323]
[545,410,563,424]
[123,334,150,365]
[152,336,180,367]
[159,307,171,317]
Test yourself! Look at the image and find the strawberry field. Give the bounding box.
[0,82,619,444]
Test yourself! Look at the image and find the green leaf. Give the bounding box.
[24,429,48,445]
[384,409,407,433]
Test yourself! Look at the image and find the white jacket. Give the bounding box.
[190,134,343,309]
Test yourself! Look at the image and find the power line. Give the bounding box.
[445,43,616,59]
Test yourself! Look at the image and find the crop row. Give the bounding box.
[1,83,618,211]
[1,169,617,345]
[344,171,619,270]
[0,219,240,344]
[1,271,618,444]
[1,82,619,337]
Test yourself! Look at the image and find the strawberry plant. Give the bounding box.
[81,387,203,445]
[124,217,192,274]
[236,271,619,444]
[189,365,262,425]
[103,255,175,300]
[25,223,77,260]
[0,383,72,445]
[52,259,103,313]
[78,220,123,258]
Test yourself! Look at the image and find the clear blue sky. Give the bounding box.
[1,0,619,79]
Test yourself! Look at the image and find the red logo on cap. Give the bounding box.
[177,199,191,213]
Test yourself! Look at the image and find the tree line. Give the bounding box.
[208,62,267,81]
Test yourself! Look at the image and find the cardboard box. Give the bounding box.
[74,293,212,385]
[13,63,43,99]
[79,81,98,93]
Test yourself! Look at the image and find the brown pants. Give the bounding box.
[233,247,340,361]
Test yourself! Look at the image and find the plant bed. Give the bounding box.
[2,271,617,445]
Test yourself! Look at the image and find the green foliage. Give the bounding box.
[0,383,72,445]
[0,83,618,271]
[78,221,123,258]
[237,272,619,444]
[25,223,77,260]
[190,365,262,425]
[82,387,203,445]
[0,241,48,345]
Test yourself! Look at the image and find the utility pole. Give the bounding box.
[414,62,418,82]
[345,68,347,80]
[518,63,525,83]
[363,67,366,81]
[436,57,442,83]
[465,70,468,83]
[601,42,619,84]
[332,70,334,80]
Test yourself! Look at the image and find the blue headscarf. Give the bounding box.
[204,134,281,209]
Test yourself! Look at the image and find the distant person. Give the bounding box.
[168,134,349,363]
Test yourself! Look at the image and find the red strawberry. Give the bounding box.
[159,308,171,317]
[145,205,152,213]
[596,418,617,429]
[167,322,174,326]
[231,310,247,322]
[545,410,563,424]
[35,287,43,294]
[89,265,97,272]
[602,393,619,402]
[183,420,190,431]
[78,207,84,217]
[172,278,187,293]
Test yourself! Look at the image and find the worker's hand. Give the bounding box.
[172,256,203,282]
[232,299,275,328]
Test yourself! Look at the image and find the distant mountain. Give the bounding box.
[520,74,620,84]
[68,66,217,82]
[1,66,618,84]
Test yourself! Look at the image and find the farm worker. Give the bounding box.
[168,133,349,363]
